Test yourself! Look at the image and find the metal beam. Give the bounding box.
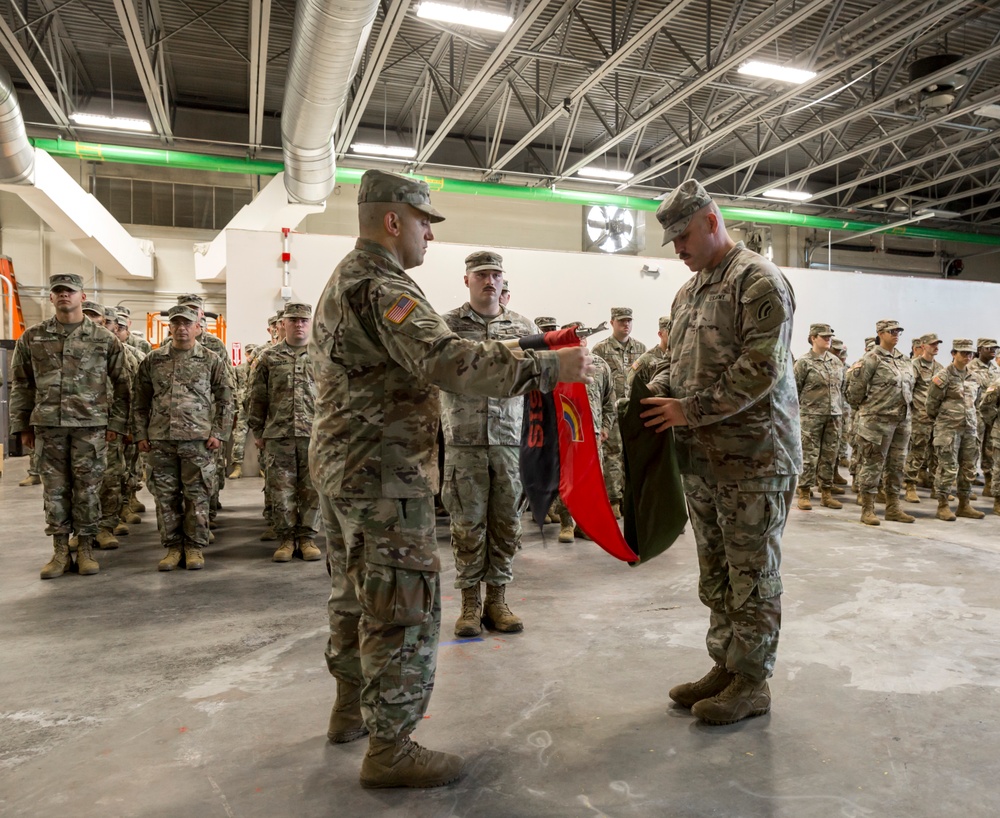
[0,12,71,127]
[112,0,172,139]
[828,213,934,244]
[248,0,271,149]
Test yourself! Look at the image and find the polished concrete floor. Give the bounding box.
[2,461,999,818]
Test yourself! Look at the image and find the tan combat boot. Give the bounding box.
[983,474,993,498]
[918,469,932,489]
[228,464,242,479]
[327,680,368,743]
[158,545,184,571]
[558,510,575,543]
[691,674,771,725]
[820,488,842,509]
[884,495,915,524]
[668,664,734,709]
[830,484,846,495]
[259,526,278,542]
[76,536,100,575]
[68,533,80,550]
[19,473,40,486]
[833,468,848,486]
[129,494,146,514]
[272,539,295,563]
[609,502,622,519]
[96,528,120,550]
[860,494,880,526]
[185,544,205,570]
[956,494,985,519]
[454,585,482,638]
[114,519,131,536]
[359,737,463,789]
[904,482,921,504]
[876,488,887,504]
[40,534,72,580]
[299,539,322,561]
[796,487,812,510]
[482,584,523,633]
[936,496,956,522]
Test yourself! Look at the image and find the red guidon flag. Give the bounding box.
[518,328,638,562]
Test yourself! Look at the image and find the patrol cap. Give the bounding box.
[267,314,279,326]
[658,315,672,331]
[103,306,119,323]
[534,316,558,331]
[655,179,713,245]
[357,169,445,223]
[611,307,633,320]
[114,312,129,328]
[275,307,284,318]
[116,305,131,317]
[82,300,104,315]
[465,250,504,274]
[49,273,84,292]
[953,338,976,353]
[922,333,941,345]
[976,337,998,349]
[168,304,198,323]
[246,343,258,354]
[177,293,205,309]
[865,336,877,350]
[561,321,583,330]
[809,323,835,337]
[282,302,312,319]
[876,319,903,333]
[501,278,510,293]
[831,338,845,352]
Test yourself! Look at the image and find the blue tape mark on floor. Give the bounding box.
[439,637,485,646]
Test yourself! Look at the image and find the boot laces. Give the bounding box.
[716,675,754,702]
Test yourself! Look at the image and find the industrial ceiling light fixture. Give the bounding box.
[349,143,418,158]
[974,104,1000,119]
[738,60,817,84]
[762,188,813,202]
[68,112,153,132]
[576,166,634,182]
[416,2,513,32]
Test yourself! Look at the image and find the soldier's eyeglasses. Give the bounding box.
[887,329,903,335]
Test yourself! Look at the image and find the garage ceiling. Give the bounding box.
[3,0,1000,232]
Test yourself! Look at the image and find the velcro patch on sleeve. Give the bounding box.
[932,375,945,387]
[384,294,418,325]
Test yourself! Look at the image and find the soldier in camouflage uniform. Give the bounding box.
[310,169,593,788]
[10,273,130,579]
[847,320,916,525]
[977,375,1000,515]
[846,337,877,492]
[592,306,646,517]
[111,309,147,526]
[228,343,257,478]
[793,323,844,511]
[116,305,152,356]
[831,338,851,485]
[644,180,801,725]
[967,338,999,495]
[440,251,540,637]
[903,334,944,502]
[926,339,984,521]
[626,315,670,398]
[248,303,320,563]
[132,305,232,572]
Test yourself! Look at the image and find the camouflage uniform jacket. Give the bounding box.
[966,357,1000,389]
[131,342,233,441]
[247,342,316,439]
[625,346,665,402]
[794,350,844,415]
[309,238,561,500]
[909,356,945,422]
[977,376,1000,426]
[847,346,914,417]
[593,334,647,412]
[588,354,615,436]
[646,242,802,481]
[10,316,130,434]
[926,363,979,431]
[126,333,152,357]
[161,331,234,386]
[439,303,538,446]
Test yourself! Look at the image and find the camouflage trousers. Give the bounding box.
[35,426,108,537]
[838,406,851,462]
[855,415,910,496]
[934,424,978,497]
[147,440,216,548]
[27,445,41,476]
[99,435,126,530]
[442,444,522,589]
[260,440,274,524]
[682,474,793,682]
[600,423,624,504]
[981,420,994,477]
[210,446,225,519]
[798,413,843,489]
[903,419,934,484]
[263,436,319,539]
[322,494,440,744]
[231,410,249,467]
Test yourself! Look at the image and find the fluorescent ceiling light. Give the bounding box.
[738,60,817,84]
[576,166,634,182]
[350,143,417,159]
[416,2,513,32]
[762,188,813,202]
[69,112,152,132]
[974,104,1000,120]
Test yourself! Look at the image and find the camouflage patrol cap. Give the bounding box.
[357,169,445,223]
[976,337,999,349]
[875,319,903,333]
[114,312,129,327]
[168,304,198,323]
[953,338,976,353]
[809,322,835,337]
[865,336,877,350]
[561,321,583,330]
[103,306,119,323]
[611,307,633,320]
[655,179,713,245]
[501,278,510,293]
[534,316,558,331]
[177,293,205,309]
[49,273,84,292]
[831,338,845,352]
[275,307,284,318]
[82,300,104,315]
[922,333,941,345]
[282,302,312,319]
[658,315,672,331]
[116,305,131,317]
[267,314,279,326]
[465,250,504,274]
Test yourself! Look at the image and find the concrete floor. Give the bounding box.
[2,464,999,818]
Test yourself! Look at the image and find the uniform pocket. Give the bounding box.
[362,563,433,626]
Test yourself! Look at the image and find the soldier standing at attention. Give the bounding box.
[642,180,801,725]
[228,343,257,478]
[310,169,593,789]
[111,309,147,528]
[626,315,671,398]
[116,305,152,356]
[794,323,844,511]
[967,338,999,495]
[440,251,538,637]
[926,339,984,521]
[499,278,511,307]
[592,306,646,517]
[10,273,130,579]
[903,334,943,502]
[847,320,915,525]
[248,303,321,563]
[830,338,851,487]
[132,305,233,571]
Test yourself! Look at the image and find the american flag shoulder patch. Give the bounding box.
[384,294,418,324]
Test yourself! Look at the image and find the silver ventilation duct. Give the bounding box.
[0,66,35,185]
[281,0,379,205]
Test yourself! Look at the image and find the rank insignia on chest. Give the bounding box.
[384,294,418,324]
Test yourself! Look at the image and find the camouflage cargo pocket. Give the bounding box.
[362,563,433,626]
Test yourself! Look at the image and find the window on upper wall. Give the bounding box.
[92,176,253,229]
